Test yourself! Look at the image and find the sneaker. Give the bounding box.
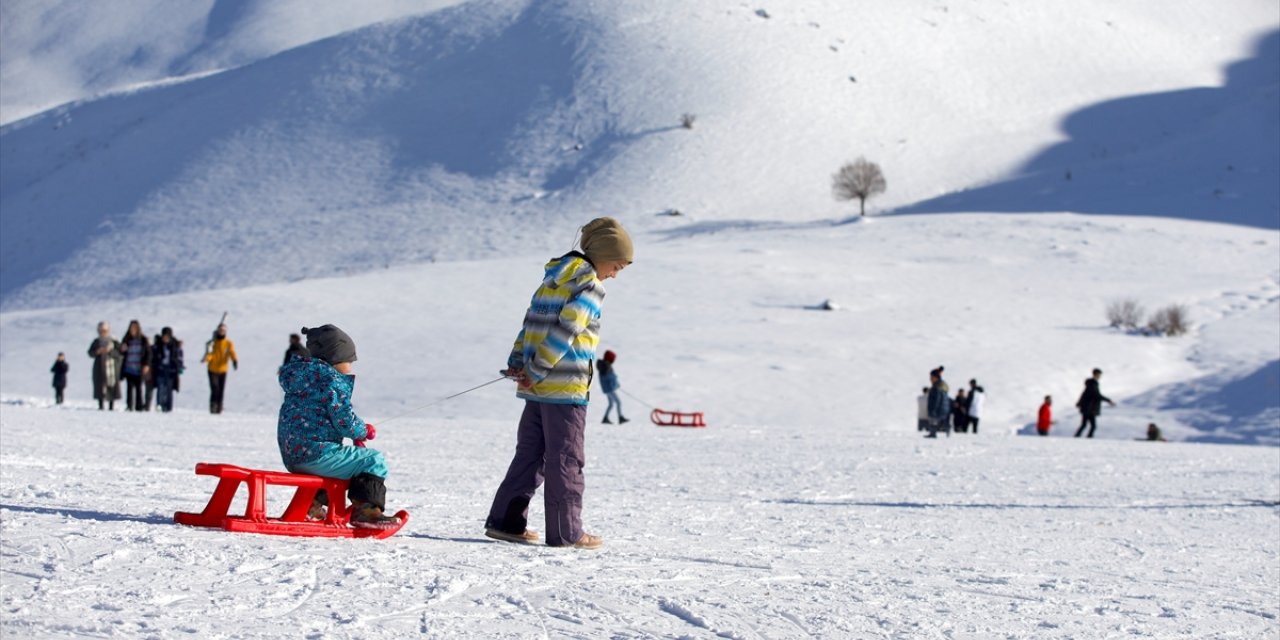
[619,416,629,424]
[572,533,604,550]
[602,417,613,424]
[484,528,541,545]
[350,503,402,530]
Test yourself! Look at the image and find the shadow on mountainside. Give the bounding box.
[0,1,626,310]
[896,30,1279,229]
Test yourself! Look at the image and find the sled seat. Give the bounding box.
[173,462,400,539]
[651,408,706,428]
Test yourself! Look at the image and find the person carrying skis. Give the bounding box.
[277,324,401,529]
[201,323,238,414]
[485,216,633,550]
[597,350,628,424]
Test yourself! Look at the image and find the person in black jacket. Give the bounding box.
[151,327,184,412]
[283,333,309,366]
[51,353,69,404]
[1074,368,1115,438]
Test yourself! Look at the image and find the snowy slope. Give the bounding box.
[2,0,1276,310]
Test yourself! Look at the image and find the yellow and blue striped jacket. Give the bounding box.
[508,252,605,405]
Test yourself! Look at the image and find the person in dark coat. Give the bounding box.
[924,367,952,438]
[150,327,184,412]
[951,388,969,433]
[118,320,151,411]
[88,321,122,410]
[51,353,69,404]
[283,333,309,366]
[1074,368,1115,438]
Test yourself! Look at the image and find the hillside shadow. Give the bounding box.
[1125,359,1280,445]
[767,499,1280,510]
[897,30,1280,229]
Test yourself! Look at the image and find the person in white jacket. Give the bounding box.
[967,379,986,434]
[917,387,929,431]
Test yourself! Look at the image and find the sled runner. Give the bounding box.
[650,408,706,428]
[173,463,408,539]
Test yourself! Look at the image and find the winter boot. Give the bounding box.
[602,417,612,424]
[619,416,629,424]
[349,501,402,530]
[572,533,604,550]
[484,528,541,545]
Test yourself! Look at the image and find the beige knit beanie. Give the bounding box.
[579,217,634,264]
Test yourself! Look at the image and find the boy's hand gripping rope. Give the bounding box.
[372,376,510,427]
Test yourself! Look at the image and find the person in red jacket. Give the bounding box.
[1037,395,1053,436]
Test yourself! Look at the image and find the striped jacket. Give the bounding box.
[508,252,605,405]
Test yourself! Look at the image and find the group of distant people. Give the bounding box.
[916,366,1168,441]
[917,367,985,438]
[64,320,239,414]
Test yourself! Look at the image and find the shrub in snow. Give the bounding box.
[1147,304,1191,337]
[1105,298,1145,330]
[820,299,840,311]
[755,9,771,19]
[680,113,696,129]
[832,157,887,216]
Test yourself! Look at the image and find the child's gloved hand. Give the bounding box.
[364,424,377,440]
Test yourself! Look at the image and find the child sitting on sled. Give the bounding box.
[277,324,400,529]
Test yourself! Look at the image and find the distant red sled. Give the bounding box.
[173,463,407,539]
[650,408,706,428]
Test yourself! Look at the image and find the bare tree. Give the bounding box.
[832,157,886,216]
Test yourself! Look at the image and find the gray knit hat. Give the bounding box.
[302,324,357,364]
[579,217,634,264]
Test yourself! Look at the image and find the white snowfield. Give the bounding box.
[1,404,1276,639]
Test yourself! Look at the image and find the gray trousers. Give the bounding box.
[486,401,587,546]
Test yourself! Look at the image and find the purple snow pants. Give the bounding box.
[485,400,587,546]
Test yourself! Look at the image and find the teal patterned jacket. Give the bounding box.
[277,356,369,466]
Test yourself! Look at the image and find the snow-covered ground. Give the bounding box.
[1,402,1277,638]
[2,0,1278,637]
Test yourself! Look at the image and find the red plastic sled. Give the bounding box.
[650,408,706,428]
[173,463,408,539]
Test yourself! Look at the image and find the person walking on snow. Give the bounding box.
[201,323,238,414]
[88,321,122,410]
[485,217,633,550]
[951,388,969,433]
[283,333,309,365]
[51,353,69,404]
[150,327,184,412]
[1037,395,1054,436]
[597,350,628,424]
[118,320,151,411]
[917,387,929,431]
[967,379,986,434]
[277,325,401,529]
[924,367,952,438]
[1074,368,1115,438]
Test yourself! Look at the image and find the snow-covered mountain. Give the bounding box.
[2,0,1276,309]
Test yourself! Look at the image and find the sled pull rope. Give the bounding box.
[620,388,656,410]
[373,376,509,426]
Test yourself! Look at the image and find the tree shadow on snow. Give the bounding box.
[895,30,1280,229]
[0,503,173,526]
